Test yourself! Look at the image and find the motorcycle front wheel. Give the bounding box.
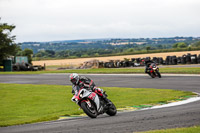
[81,101,98,118]
[156,71,161,78]
[150,72,156,78]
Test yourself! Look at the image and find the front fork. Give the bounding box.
[79,99,92,109]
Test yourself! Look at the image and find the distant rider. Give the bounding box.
[69,73,111,106]
[144,59,155,75]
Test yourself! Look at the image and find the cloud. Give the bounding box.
[0,0,200,42]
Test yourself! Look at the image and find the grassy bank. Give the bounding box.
[0,83,195,126]
[0,67,200,74]
[138,126,200,133]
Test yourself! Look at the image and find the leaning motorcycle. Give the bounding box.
[71,86,117,118]
[148,63,161,78]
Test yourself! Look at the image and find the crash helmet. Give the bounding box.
[69,73,79,85]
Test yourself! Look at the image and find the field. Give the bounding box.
[32,50,200,66]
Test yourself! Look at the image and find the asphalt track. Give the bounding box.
[0,74,200,133]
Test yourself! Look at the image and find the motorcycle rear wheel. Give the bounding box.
[81,101,97,118]
[106,100,117,116]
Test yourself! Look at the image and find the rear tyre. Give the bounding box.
[81,101,97,118]
[106,100,117,116]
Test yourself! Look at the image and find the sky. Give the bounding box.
[0,0,200,42]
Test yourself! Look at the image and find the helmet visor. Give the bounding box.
[71,78,77,84]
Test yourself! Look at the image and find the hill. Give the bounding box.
[19,37,200,54]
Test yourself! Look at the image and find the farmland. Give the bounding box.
[32,50,200,66]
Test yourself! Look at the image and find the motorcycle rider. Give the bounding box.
[144,59,155,75]
[69,73,111,106]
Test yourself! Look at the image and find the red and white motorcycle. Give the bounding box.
[149,63,161,78]
[71,86,117,118]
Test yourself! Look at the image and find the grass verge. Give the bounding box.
[0,83,195,127]
[137,126,200,133]
[0,67,200,74]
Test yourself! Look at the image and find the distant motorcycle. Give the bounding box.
[148,63,161,78]
[71,86,117,118]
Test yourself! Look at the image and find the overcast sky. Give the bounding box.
[0,0,200,42]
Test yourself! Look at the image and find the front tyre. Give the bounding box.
[81,101,97,118]
[150,72,155,78]
[156,71,161,78]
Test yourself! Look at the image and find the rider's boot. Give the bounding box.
[102,93,112,106]
[94,88,112,106]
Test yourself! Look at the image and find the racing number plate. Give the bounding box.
[88,92,96,100]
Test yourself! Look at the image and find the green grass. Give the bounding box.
[137,126,200,133]
[160,67,200,74]
[1,67,200,74]
[0,83,195,127]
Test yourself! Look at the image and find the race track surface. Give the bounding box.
[0,74,200,133]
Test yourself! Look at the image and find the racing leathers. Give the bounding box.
[145,60,154,75]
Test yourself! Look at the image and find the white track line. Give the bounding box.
[141,92,200,110]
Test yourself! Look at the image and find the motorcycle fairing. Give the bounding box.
[72,88,101,112]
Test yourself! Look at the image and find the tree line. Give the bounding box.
[0,20,33,64]
[33,41,200,60]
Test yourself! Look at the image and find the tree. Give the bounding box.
[191,41,200,47]
[177,42,187,48]
[35,53,42,57]
[23,48,33,64]
[126,48,135,53]
[172,42,187,48]
[0,20,18,63]
[45,50,55,57]
[17,48,33,64]
[146,46,151,52]
[172,43,178,48]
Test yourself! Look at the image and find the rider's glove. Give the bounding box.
[93,87,103,96]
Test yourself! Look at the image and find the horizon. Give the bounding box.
[19,36,200,43]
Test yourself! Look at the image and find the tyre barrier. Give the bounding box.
[153,57,159,64]
[12,62,45,71]
[165,56,170,65]
[191,54,198,64]
[181,54,187,64]
[198,54,200,63]
[186,53,191,64]
[172,56,177,65]
[177,57,182,64]
[158,57,164,64]
[101,52,200,68]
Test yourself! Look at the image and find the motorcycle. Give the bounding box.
[71,86,117,118]
[148,63,161,78]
